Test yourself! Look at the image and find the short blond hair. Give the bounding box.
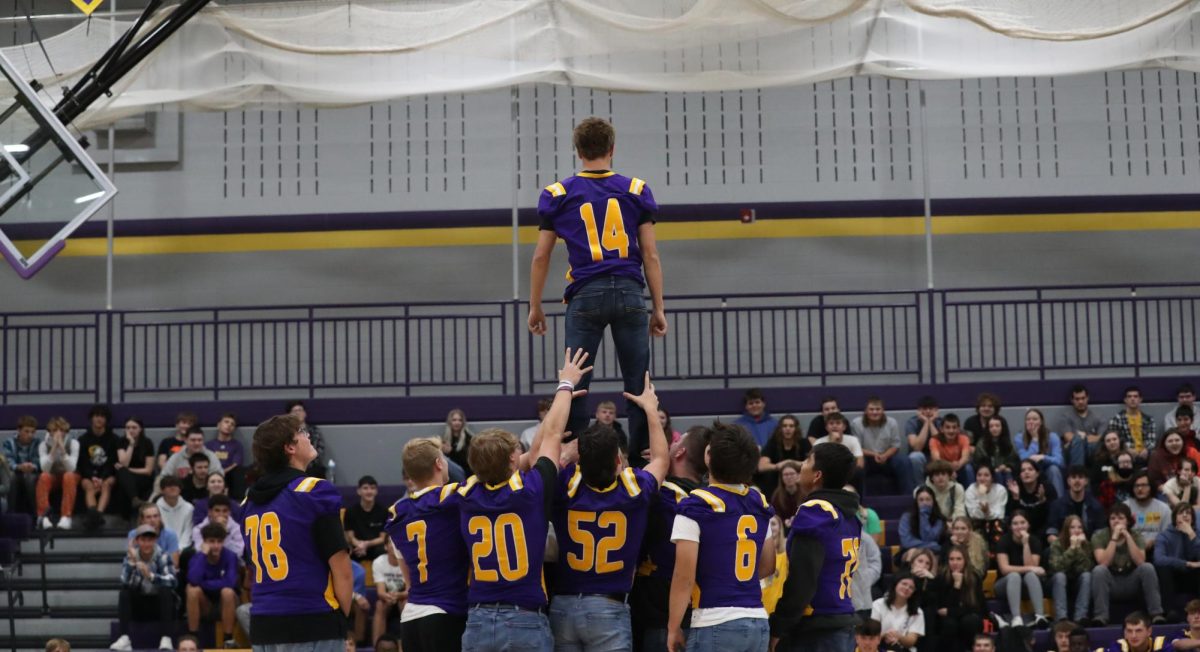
[45,639,70,652]
[45,417,70,433]
[402,438,442,484]
[468,428,520,485]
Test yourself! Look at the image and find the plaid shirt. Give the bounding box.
[1108,410,1158,454]
[2,435,41,471]
[120,545,177,594]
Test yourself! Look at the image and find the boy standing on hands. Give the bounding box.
[529,117,666,466]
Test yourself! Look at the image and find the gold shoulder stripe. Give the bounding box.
[545,182,566,197]
[567,466,583,499]
[457,476,479,496]
[294,477,321,493]
[690,489,726,513]
[509,471,525,491]
[752,487,769,509]
[629,177,646,195]
[663,481,688,503]
[440,483,459,502]
[621,467,641,497]
[800,498,840,520]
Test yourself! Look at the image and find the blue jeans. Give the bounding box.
[1065,436,1097,468]
[254,641,344,652]
[1038,461,1065,497]
[564,276,650,461]
[549,595,631,652]
[909,451,928,486]
[463,606,553,652]
[685,618,768,652]
[777,627,854,652]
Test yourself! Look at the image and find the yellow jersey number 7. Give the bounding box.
[245,512,289,583]
[838,537,860,599]
[579,199,629,262]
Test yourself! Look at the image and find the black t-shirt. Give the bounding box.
[76,431,119,477]
[181,476,209,504]
[119,436,155,469]
[342,501,389,542]
[157,435,186,460]
[762,437,811,464]
[998,533,1043,567]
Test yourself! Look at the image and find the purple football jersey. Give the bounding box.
[787,497,862,616]
[537,171,658,300]
[676,484,774,610]
[639,480,694,580]
[242,476,343,617]
[458,459,556,610]
[384,483,469,615]
[553,465,658,594]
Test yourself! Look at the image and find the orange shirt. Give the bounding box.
[930,433,970,463]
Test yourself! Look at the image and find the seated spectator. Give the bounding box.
[846,484,883,541]
[77,404,120,528]
[206,413,245,500]
[1109,386,1157,464]
[1090,502,1165,626]
[371,537,408,645]
[157,428,222,495]
[851,529,882,618]
[757,415,809,498]
[186,523,239,646]
[899,486,946,563]
[114,417,155,516]
[286,400,327,478]
[805,395,840,443]
[1048,514,1095,624]
[1092,431,1128,500]
[965,463,1007,538]
[349,555,371,645]
[45,639,71,652]
[1007,459,1057,537]
[110,524,177,652]
[344,475,388,561]
[922,459,966,520]
[907,549,938,640]
[155,476,194,550]
[657,407,681,445]
[519,399,553,451]
[1050,621,1081,652]
[128,502,181,567]
[0,452,10,511]
[176,635,200,652]
[963,392,1007,446]
[768,460,802,525]
[1153,503,1200,620]
[1176,599,1200,651]
[1015,408,1065,497]
[156,412,196,470]
[1058,384,1107,469]
[852,397,913,493]
[440,408,474,472]
[931,545,986,652]
[1098,450,1138,509]
[36,417,79,529]
[733,388,778,447]
[1164,383,1196,431]
[1149,428,1200,488]
[1176,406,1199,455]
[905,396,943,492]
[191,473,242,526]
[854,619,882,652]
[1125,470,1171,552]
[995,510,1049,628]
[191,494,243,560]
[180,454,213,504]
[1163,458,1200,509]
[813,412,864,470]
[973,415,1020,487]
[1104,612,1164,652]
[4,415,40,516]
[944,517,989,578]
[870,574,924,652]
[930,413,973,486]
[1046,466,1106,542]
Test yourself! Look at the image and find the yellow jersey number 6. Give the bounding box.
[244,512,289,583]
[579,199,629,262]
[734,515,759,582]
[838,537,860,599]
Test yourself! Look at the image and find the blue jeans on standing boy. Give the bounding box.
[462,605,552,652]
[563,275,650,461]
[549,594,632,652]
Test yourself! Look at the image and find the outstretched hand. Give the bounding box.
[622,371,659,414]
[558,348,593,389]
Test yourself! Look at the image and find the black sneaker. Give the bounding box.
[1152,614,1168,625]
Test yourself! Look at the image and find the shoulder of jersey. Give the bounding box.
[543,175,649,199]
[748,486,770,510]
[684,488,727,513]
[795,498,843,523]
[565,466,647,499]
[291,476,341,508]
[388,483,461,520]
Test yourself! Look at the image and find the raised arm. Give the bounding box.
[520,348,592,471]
[624,371,669,484]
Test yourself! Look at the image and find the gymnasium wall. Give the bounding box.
[5,72,1200,310]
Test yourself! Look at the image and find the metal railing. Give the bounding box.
[1,284,1198,405]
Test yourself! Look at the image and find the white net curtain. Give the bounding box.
[3,0,1200,128]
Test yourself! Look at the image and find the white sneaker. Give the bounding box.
[158,636,173,650]
[39,516,52,529]
[1010,615,1024,628]
[56,516,71,530]
[110,635,132,651]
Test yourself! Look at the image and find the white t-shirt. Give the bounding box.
[670,513,768,629]
[814,434,864,458]
[870,597,925,652]
[519,424,540,450]
[371,553,406,594]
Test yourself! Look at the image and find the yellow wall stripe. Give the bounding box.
[23,211,1200,257]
